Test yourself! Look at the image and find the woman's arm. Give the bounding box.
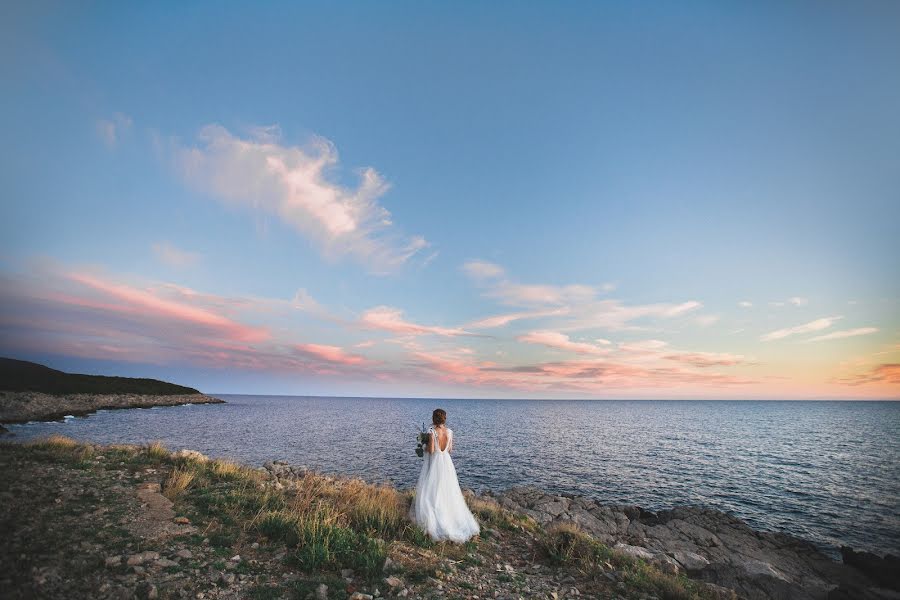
[426,429,435,454]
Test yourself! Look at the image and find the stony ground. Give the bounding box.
[0,439,731,600]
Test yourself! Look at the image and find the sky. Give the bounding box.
[1,2,898,399]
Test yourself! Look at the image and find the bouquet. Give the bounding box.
[415,422,432,457]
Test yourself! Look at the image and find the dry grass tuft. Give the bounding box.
[468,496,536,532]
[145,440,168,460]
[163,467,196,500]
[31,434,80,449]
[210,458,256,482]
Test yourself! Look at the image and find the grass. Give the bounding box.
[540,523,732,600]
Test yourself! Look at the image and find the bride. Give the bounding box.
[411,408,480,542]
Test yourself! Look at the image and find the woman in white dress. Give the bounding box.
[411,408,480,542]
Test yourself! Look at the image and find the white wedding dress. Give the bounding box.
[411,426,480,542]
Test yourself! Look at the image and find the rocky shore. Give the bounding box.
[2,439,897,600]
[482,487,899,600]
[0,391,224,425]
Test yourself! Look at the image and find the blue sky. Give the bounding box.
[1,2,898,398]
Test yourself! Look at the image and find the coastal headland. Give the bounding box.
[0,358,224,426]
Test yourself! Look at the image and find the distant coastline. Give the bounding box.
[0,358,224,427]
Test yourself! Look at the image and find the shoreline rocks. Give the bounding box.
[485,486,898,600]
[0,390,225,426]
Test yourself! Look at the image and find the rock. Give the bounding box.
[349,593,373,600]
[220,572,236,585]
[671,550,710,572]
[174,516,190,524]
[176,549,193,559]
[173,449,209,462]
[384,576,403,588]
[105,555,122,567]
[614,543,656,562]
[127,551,160,566]
[147,584,159,599]
[229,555,241,562]
[841,547,900,590]
[653,554,680,576]
[341,568,355,578]
[156,558,178,568]
[315,583,328,600]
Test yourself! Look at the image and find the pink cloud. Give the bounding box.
[295,343,370,366]
[838,363,900,386]
[517,330,611,355]
[68,272,269,343]
[466,308,569,329]
[360,306,469,337]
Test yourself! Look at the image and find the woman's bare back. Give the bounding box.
[429,425,452,453]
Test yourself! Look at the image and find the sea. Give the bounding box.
[5,396,899,558]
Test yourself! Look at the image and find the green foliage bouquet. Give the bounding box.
[415,423,432,457]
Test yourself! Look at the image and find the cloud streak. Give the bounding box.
[760,316,842,341]
[806,327,878,342]
[518,330,611,355]
[360,306,469,337]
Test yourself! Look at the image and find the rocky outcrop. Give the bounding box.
[0,391,224,425]
[486,486,899,600]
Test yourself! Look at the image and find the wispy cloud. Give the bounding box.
[466,308,568,330]
[663,351,746,368]
[96,113,132,147]
[518,330,611,355]
[360,306,469,337]
[760,316,842,341]
[463,259,702,331]
[176,124,429,273]
[152,241,201,268]
[838,364,900,386]
[806,327,878,342]
[295,343,370,366]
[694,314,720,327]
[769,297,809,308]
[462,260,505,280]
[738,301,753,308]
[67,271,269,343]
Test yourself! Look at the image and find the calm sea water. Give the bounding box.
[6,396,899,557]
